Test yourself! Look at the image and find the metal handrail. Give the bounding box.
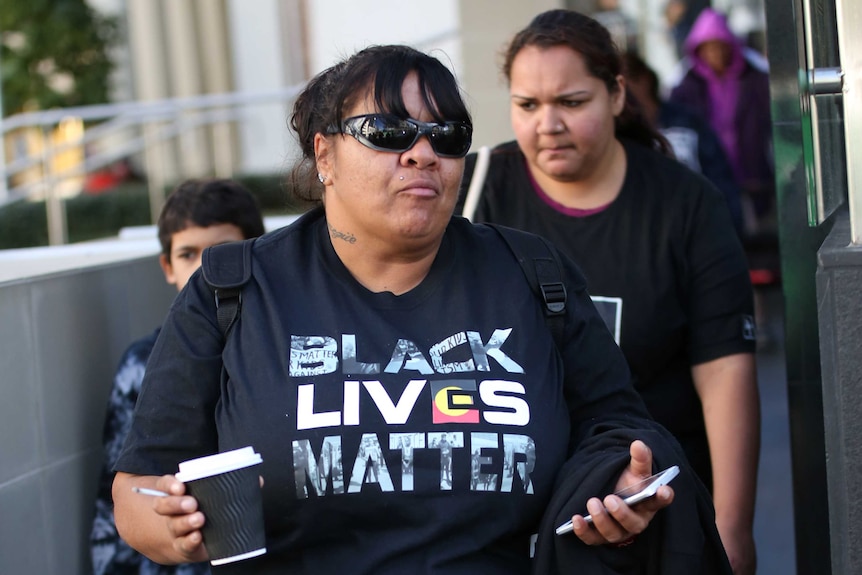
[0,85,305,245]
[0,25,462,242]
[1,86,303,132]
[1,84,304,202]
[5,107,245,199]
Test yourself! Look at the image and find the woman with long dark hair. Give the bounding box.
[460,10,759,575]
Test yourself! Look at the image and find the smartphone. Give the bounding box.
[555,465,679,536]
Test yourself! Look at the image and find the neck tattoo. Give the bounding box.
[328,222,357,244]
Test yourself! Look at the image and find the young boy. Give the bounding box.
[90,179,266,575]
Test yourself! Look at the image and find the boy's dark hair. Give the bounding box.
[157,178,266,259]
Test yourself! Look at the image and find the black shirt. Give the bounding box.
[117,210,655,574]
[460,140,756,488]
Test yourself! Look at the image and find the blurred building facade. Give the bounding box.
[94,0,768,177]
[11,2,862,575]
[2,0,769,236]
[88,0,555,182]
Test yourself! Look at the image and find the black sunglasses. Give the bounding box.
[327,114,472,158]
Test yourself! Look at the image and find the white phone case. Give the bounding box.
[555,465,680,535]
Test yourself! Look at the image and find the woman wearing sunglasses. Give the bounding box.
[111,44,724,574]
[458,10,759,575]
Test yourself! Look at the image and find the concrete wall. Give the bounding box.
[816,212,862,575]
[0,255,175,574]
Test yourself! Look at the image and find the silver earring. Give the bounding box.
[399,176,405,181]
[318,173,325,183]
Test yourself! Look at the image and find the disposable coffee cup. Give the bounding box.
[175,446,266,565]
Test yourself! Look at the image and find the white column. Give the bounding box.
[0,36,7,204]
[197,0,237,177]
[127,0,179,220]
[226,0,291,175]
[163,0,210,177]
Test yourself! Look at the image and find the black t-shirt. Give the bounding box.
[459,141,756,487]
[116,209,652,574]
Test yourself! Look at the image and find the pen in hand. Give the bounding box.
[132,487,170,497]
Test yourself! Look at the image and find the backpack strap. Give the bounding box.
[462,145,491,222]
[201,238,255,337]
[485,223,567,348]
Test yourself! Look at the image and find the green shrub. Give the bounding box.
[66,182,153,243]
[234,173,305,214]
[0,197,50,248]
[0,173,310,250]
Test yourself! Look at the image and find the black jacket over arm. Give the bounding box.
[532,422,732,575]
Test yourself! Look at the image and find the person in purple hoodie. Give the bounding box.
[669,7,774,239]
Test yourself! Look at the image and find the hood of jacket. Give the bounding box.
[683,8,744,65]
[682,8,747,95]
[684,8,739,54]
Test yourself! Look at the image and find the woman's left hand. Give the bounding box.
[568,440,674,546]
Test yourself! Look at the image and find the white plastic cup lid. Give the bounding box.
[175,446,263,482]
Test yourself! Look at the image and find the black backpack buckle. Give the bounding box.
[540,282,566,314]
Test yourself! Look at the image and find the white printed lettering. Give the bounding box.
[468,329,524,374]
[501,434,535,494]
[430,332,474,374]
[363,380,427,424]
[290,335,339,376]
[384,339,435,374]
[342,334,380,374]
[343,380,360,426]
[296,383,341,430]
[347,433,394,493]
[480,380,530,426]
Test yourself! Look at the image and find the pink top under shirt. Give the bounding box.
[526,161,612,217]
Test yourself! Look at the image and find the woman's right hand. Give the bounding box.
[112,472,210,565]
